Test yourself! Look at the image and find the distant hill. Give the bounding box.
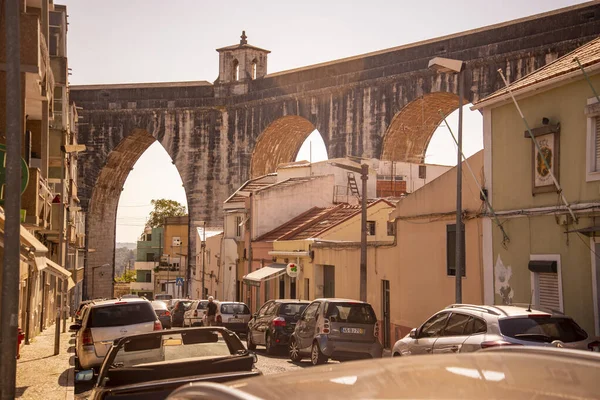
[116,242,137,250]
[115,244,136,278]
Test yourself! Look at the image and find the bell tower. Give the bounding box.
[216,31,270,86]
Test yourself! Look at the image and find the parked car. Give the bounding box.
[184,300,209,327]
[77,327,261,400]
[167,346,600,400]
[289,298,383,365]
[70,298,162,370]
[152,300,172,329]
[212,301,252,336]
[247,299,310,354]
[74,300,95,325]
[171,300,194,327]
[392,304,600,357]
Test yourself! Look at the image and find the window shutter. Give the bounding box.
[595,117,600,171]
[537,272,560,310]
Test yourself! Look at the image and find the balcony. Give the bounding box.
[50,56,68,86]
[76,233,85,249]
[21,168,53,230]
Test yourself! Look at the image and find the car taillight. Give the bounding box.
[165,310,171,317]
[82,329,93,346]
[588,341,600,352]
[374,322,380,339]
[481,340,523,349]
[154,320,162,331]
[323,318,330,334]
[217,315,222,324]
[272,317,286,327]
[193,310,198,317]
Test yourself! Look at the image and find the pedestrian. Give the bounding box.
[206,296,217,326]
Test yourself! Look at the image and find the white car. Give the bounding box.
[71,297,162,370]
[184,300,209,327]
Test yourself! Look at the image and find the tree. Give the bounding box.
[115,269,137,283]
[146,198,187,228]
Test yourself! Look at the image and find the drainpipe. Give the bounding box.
[247,195,253,309]
[24,264,33,344]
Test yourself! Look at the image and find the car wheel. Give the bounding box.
[247,332,256,350]
[393,352,401,357]
[265,333,275,355]
[289,338,302,362]
[311,341,327,366]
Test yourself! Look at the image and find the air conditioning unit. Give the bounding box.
[172,237,181,246]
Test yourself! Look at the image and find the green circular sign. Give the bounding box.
[0,144,30,204]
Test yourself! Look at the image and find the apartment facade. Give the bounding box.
[474,37,600,335]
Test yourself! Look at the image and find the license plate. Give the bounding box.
[228,318,242,323]
[341,327,364,334]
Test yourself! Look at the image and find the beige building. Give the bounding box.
[473,37,600,335]
[193,227,223,300]
[0,1,82,344]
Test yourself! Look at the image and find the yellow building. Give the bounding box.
[473,37,600,335]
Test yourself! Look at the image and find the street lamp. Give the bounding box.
[428,56,466,303]
[329,162,369,302]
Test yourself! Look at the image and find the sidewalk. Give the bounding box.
[16,324,75,400]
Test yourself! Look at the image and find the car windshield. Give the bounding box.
[499,316,588,343]
[197,301,208,310]
[151,301,168,310]
[89,303,156,328]
[325,302,377,324]
[279,303,308,316]
[221,303,250,315]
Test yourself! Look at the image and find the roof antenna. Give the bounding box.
[527,289,533,312]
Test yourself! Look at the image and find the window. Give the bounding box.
[529,255,563,312]
[446,224,466,276]
[464,317,487,335]
[367,221,376,236]
[279,303,308,316]
[257,301,272,317]
[419,165,427,179]
[146,253,155,262]
[232,59,240,81]
[419,312,449,338]
[235,216,243,237]
[88,303,156,327]
[146,233,152,241]
[302,302,320,320]
[251,59,257,80]
[499,317,587,343]
[325,302,377,324]
[387,221,396,236]
[442,313,471,336]
[585,97,600,181]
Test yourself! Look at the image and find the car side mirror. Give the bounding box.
[75,369,94,382]
[69,324,81,332]
[409,328,417,339]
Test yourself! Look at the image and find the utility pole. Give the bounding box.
[329,162,369,302]
[1,0,22,397]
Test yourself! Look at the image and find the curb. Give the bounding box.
[66,364,74,400]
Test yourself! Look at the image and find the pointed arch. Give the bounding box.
[381,92,459,162]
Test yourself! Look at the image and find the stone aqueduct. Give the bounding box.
[71,3,600,298]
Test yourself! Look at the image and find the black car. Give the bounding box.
[171,300,193,327]
[77,327,261,400]
[247,299,310,354]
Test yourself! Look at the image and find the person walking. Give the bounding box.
[206,296,217,326]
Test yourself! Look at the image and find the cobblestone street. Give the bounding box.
[16,325,74,400]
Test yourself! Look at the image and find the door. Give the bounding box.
[409,312,449,355]
[250,301,268,344]
[381,280,391,348]
[323,265,335,298]
[297,301,320,351]
[432,312,472,354]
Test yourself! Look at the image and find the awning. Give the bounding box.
[44,258,72,280]
[34,256,47,271]
[243,263,287,287]
[528,260,557,273]
[565,225,600,237]
[67,277,76,291]
[19,226,48,253]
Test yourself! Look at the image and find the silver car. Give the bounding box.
[392,304,600,356]
[213,302,252,336]
[289,298,383,365]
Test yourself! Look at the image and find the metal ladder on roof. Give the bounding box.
[347,172,361,199]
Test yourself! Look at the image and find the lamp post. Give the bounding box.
[428,56,465,303]
[329,162,369,302]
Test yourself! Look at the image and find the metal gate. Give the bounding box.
[381,280,391,348]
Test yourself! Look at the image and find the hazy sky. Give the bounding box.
[60,0,588,242]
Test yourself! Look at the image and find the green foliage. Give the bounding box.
[115,269,137,283]
[146,199,187,228]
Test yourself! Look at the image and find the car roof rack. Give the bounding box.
[508,303,564,315]
[446,304,508,317]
